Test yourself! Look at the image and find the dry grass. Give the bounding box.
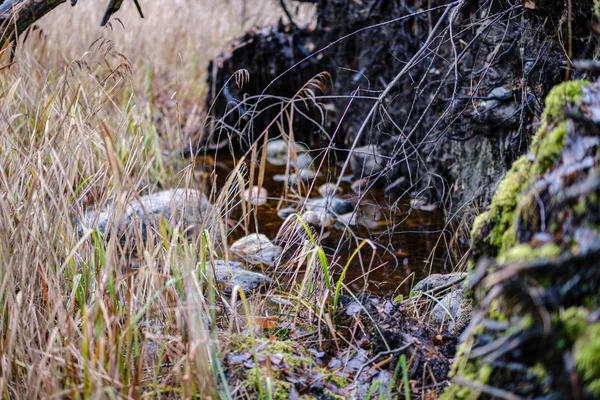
[0,1,322,398]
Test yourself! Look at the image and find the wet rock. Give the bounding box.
[412,273,466,293]
[300,210,336,228]
[207,259,272,293]
[230,233,282,265]
[289,152,314,169]
[410,198,438,212]
[337,212,357,226]
[78,189,220,244]
[318,183,342,197]
[351,178,371,194]
[349,145,387,176]
[243,186,268,206]
[430,289,473,334]
[273,168,316,184]
[277,207,296,220]
[305,196,354,216]
[265,139,309,165]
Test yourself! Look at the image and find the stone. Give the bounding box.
[351,178,371,194]
[265,139,309,165]
[289,152,314,169]
[205,259,272,293]
[277,207,296,220]
[305,196,354,216]
[430,289,473,334]
[412,272,466,293]
[273,168,316,185]
[349,145,387,176]
[410,198,438,212]
[230,233,283,265]
[78,189,220,244]
[243,186,268,206]
[300,210,336,228]
[318,183,342,197]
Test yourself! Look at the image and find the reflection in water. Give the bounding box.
[195,151,465,295]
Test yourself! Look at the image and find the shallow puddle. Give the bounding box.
[195,151,465,295]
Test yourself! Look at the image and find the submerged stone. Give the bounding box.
[349,144,387,176]
[318,182,342,197]
[305,196,354,216]
[265,139,310,166]
[243,186,268,206]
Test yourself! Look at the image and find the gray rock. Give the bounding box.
[273,168,316,185]
[349,145,387,176]
[230,233,283,265]
[305,196,354,216]
[289,152,314,169]
[430,289,473,334]
[277,207,296,220]
[300,210,335,228]
[206,259,272,293]
[265,139,309,166]
[412,272,466,293]
[78,189,220,243]
[318,183,342,197]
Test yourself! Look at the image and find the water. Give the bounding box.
[195,151,465,295]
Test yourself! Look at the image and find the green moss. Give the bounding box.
[557,307,589,347]
[228,334,252,353]
[246,367,291,400]
[485,156,531,252]
[471,81,589,259]
[441,361,493,399]
[573,323,600,395]
[573,198,587,216]
[317,368,351,388]
[497,243,561,264]
[538,80,587,129]
[470,211,490,244]
[530,121,568,178]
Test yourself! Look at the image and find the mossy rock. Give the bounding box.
[446,79,600,398]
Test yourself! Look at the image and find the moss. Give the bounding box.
[263,340,309,369]
[497,243,561,264]
[318,369,351,388]
[573,323,600,395]
[573,198,587,216]
[556,307,589,348]
[227,334,252,353]
[441,361,493,399]
[245,367,291,400]
[530,121,568,178]
[471,81,589,258]
[538,80,587,129]
[470,211,490,244]
[484,156,531,252]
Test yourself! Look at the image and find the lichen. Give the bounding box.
[573,323,600,395]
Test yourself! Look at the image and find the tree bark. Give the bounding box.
[0,0,67,49]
